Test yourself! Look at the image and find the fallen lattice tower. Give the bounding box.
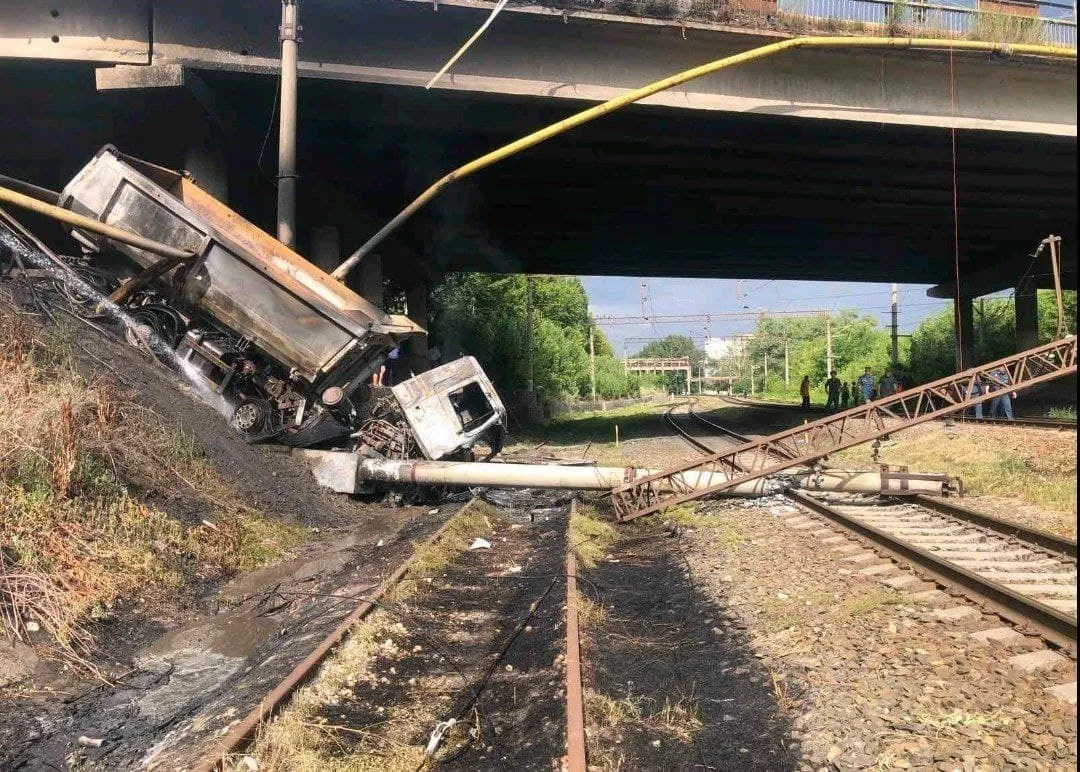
[611,336,1078,522]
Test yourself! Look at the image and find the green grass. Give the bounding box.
[837,423,1076,516]
[1046,405,1077,420]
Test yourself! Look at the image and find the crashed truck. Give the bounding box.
[2,146,507,461]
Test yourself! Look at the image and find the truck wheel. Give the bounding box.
[231,399,267,436]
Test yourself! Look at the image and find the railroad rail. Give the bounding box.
[722,395,1077,432]
[953,415,1078,431]
[673,402,1078,652]
[195,497,588,770]
[612,337,1077,522]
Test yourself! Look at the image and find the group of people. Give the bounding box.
[967,366,1017,420]
[798,366,1017,419]
[799,367,908,411]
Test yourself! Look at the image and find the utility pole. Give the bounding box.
[763,351,769,389]
[749,361,756,395]
[277,0,300,248]
[525,276,534,393]
[825,315,834,375]
[588,324,597,401]
[889,283,899,367]
[783,337,790,386]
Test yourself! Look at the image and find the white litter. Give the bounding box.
[469,538,492,550]
[425,718,457,755]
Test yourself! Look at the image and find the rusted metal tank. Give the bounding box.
[60,146,422,391]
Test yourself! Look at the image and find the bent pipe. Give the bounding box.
[0,183,195,261]
[332,36,1077,278]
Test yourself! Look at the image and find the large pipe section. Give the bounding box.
[332,37,1075,278]
[277,0,300,248]
[297,450,952,497]
[0,183,194,260]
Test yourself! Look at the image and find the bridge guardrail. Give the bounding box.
[776,0,1076,48]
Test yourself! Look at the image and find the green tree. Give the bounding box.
[430,273,636,402]
[634,334,703,393]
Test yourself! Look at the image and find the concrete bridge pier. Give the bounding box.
[406,283,430,377]
[1015,276,1040,351]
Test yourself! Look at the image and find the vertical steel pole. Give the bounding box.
[525,276,534,392]
[825,315,834,375]
[1048,235,1066,340]
[277,0,300,248]
[784,337,790,386]
[890,283,899,366]
[764,351,769,390]
[589,325,597,401]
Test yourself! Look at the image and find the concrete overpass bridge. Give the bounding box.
[0,1,1076,364]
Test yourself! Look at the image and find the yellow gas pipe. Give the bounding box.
[332,35,1075,279]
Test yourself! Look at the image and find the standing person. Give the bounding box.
[384,346,401,387]
[880,369,897,398]
[825,370,842,411]
[972,375,989,418]
[857,367,875,404]
[800,375,811,409]
[987,366,1016,419]
[840,381,850,409]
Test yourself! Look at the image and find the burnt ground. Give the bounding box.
[1,285,461,769]
[3,504,458,770]
[71,317,386,531]
[578,514,798,771]
[264,498,570,769]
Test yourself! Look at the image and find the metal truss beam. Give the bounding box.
[611,336,1078,521]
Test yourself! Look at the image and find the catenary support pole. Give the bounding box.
[825,315,834,375]
[784,338,790,387]
[890,283,900,367]
[589,325,597,400]
[277,0,300,248]
[526,276,535,392]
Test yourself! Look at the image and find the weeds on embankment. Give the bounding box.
[0,306,303,673]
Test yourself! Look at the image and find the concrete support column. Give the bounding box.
[956,295,975,371]
[1015,278,1039,352]
[359,255,383,308]
[183,144,228,203]
[406,283,430,376]
[310,225,340,273]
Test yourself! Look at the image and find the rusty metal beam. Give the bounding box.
[611,336,1078,521]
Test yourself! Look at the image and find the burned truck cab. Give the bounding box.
[54,145,506,461]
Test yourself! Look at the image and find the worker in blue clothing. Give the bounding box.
[987,366,1016,419]
[857,367,876,404]
[969,376,985,419]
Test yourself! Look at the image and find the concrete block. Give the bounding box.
[1009,649,1068,674]
[969,626,1025,646]
[930,606,979,623]
[880,574,920,589]
[912,590,950,606]
[1045,682,1077,705]
[840,552,877,564]
[858,564,894,577]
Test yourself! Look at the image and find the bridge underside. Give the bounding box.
[0,59,1075,292]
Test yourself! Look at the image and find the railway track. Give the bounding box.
[671,400,1078,653]
[720,393,1078,431]
[197,497,588,771]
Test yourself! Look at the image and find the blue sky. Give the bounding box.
[582,277,958,355]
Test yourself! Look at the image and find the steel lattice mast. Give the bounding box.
[611,336,1078,522]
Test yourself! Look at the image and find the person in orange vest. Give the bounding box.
[800,375,811,409]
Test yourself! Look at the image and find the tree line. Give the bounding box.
[430,272,1075,405]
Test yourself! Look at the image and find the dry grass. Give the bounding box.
[585,684,703,744]
[569,505,619,568]
[249,499,493,771]
[0,306,303,671]
[843,588,911,617]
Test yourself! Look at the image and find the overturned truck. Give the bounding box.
[1,146,506,460]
